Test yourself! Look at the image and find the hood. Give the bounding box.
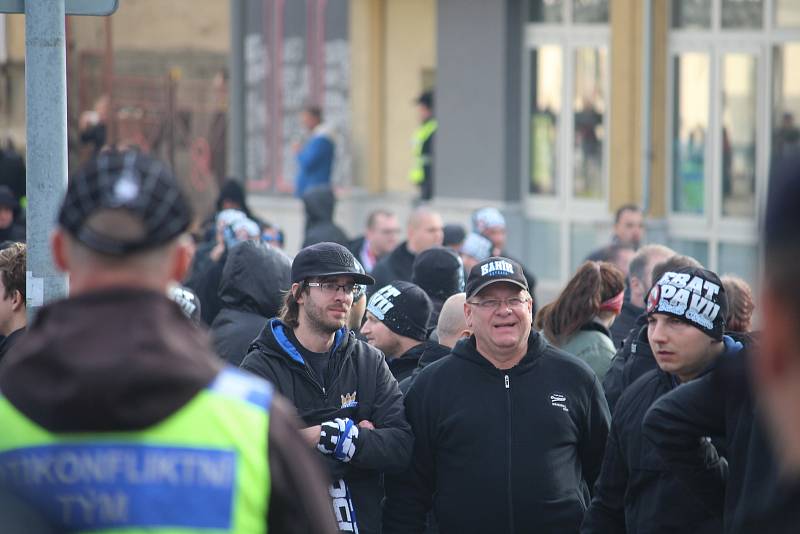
[253,318,348,368]
[0,289,221,432]
[303,186,336,225]
[451,330,547,372]
[219,240,291,316]
[415,341,451,368]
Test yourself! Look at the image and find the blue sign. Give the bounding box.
[0,0,118,15]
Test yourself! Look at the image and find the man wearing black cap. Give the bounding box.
[583,266,733,533]
[0,151,337,532]
[361,281,448,383]
[411,246,465,331]
[241,242,413,534]
[409,90,437,201]
[383,256,610,534]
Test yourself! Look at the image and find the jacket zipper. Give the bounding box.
[505,373,514,533]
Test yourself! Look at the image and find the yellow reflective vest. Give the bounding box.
[409,118,438,185]
[0,367,271,533]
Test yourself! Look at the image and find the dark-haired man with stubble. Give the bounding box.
[241,242,413,534]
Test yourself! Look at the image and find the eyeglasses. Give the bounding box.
[307,281,361,296]
[466,297,530,310]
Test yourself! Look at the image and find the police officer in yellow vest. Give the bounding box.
[409,90,437,201]
[0,151,337,533]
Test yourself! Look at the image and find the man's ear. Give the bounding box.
[460,329,472,339]
[464,302,474,329]
[50,228,70,273]
[292,283,305,305]
[10,289,23,312]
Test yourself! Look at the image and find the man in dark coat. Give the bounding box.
[302,186,349,248]
[369,207,443,295]
[240,242,413,534]
[383,257,609,534]
[211,241,292,365]
[609,244,674,348]
[360,281,445,383]
[411,246,465,332]
[644,154,800,533]
[582,266,732,534]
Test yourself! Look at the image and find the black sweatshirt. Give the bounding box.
[240,319,413,534]
[383,331,610,534]
[642,334,798,533]
[582,363,726,534]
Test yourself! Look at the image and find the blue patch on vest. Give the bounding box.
[209,366,274,410]
[0,443,236,530]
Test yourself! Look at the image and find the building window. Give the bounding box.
[529,46,562,195]
[668,0,800,286]
[524,0,610,287]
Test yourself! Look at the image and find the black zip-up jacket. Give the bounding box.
[388,341,450,384]
[603,318,659,413]
[398,342,452,394]
[641,334,795,534]
[383,331,610,534]
[240,319,413,534]
[582,348,734,534]
[609,299,644,349]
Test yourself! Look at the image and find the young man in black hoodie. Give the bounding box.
[383,256,610,534]
[582,266,732,533]
[643,154,800,534]
[240,242,413,534]
[361,281,448,383]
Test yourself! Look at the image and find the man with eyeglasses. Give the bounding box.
[241,242,413,534]
[383,256,610,534]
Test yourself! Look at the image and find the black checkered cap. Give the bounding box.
[291,242,375,285]
[58,150,193,256]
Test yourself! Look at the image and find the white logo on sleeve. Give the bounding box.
[550,393,568,412]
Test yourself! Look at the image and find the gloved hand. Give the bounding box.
[317,418,360,462]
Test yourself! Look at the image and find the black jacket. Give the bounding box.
[369,241,416,295]
[302,186,349,248]
[210,241,291,365]
[0,289,338,533]
[388,341,450,385]
[609,299,644,349]
[240,319,413,534]
[399,341,452,394]
[603,317,659,414]
[383,331,610,534]
[0,327,24,361]
[642,334,793,534]
[582,364,726,534]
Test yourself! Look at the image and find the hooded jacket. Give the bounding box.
[383,331,610,534]
[0,289,337,533]
[211,241,292,365]
[580,337,743,534]
[609,298,644,349]
[295,125,335,198]
[398,342,452,394]
[642,334,795,534]
[388,341,451,385]
[240,319,413,534]
[302,187,349,248]
[603,317,659,414]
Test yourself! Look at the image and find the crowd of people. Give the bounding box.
[0,146,796,534]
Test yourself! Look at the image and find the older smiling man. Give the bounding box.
[383,256,610,534]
